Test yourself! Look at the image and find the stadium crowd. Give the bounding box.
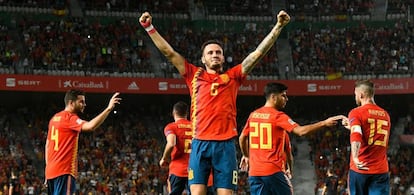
[0,0,412,78]
[286,0,375,18]
[289,21,414,76]
[1,17,413,78]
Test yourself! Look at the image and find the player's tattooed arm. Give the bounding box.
[241,10,290,74]
[351,141,369,170]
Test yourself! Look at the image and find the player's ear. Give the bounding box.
[201,56,205,65]
[271,93,278,101]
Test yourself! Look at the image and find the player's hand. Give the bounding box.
[341,118,351,130]
[107,92,121,110]
[353,158,369,171]
[285,169,293,179]
[324,115,347,127]
[139,12,152,28]
[239,156,249,172]
[277,10,290,27]
[159,158,168,167]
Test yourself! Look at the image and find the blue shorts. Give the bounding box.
[248,171,293,195]
[168,174,189,195]
[188,139,238,190]
[47,174,76,195]
[348,169,390,195]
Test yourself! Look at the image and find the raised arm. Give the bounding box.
[241,10,290,74]
[82,92,121,131]
[139,12,186,74]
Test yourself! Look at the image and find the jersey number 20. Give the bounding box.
[249,122,272,149]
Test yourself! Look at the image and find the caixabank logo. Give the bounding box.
[59,80,108,89]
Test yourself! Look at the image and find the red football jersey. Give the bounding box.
[348,103,391,174]
[241,106,298,176]
[183,61,246,140]
[45,110,86,179]
[164,119,193,177]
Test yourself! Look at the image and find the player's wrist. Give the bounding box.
[275,23,284,30]
[144,24,156,34]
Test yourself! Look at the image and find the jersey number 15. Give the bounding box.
[367,118,389,147]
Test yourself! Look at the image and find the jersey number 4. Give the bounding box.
[51,126,59,151]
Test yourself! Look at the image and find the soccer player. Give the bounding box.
[344,80,391,195]
[239,82,346,195]
[159,101,193,195]
[139,10,290,195]
[45,89,121,194]
[321,167,339,195]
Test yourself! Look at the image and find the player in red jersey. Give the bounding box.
[45,89,121,195]
[239,82,345,195]
[159,101,193,195]
[343,80,391,195]
[140,9,290,195]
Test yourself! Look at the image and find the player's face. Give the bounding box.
[354,89,362,106]
[73,95,86,114]
[275,92,288,110]
[201,43,225,72]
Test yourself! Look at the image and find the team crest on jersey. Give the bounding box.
[165,129,173,135]
[219,74,230,84]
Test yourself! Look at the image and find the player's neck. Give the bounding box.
[174,117,186,121]
[361,98,375,106]
[264,102,276,109]
[64,107,75,113]
[206,66,223,74]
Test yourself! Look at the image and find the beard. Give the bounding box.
[209,63,222,70]
[208,63,223,73]
[74,105,84,115]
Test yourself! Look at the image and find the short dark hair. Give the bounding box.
[355,80,374,97]
[201,39,223,54]
[173,101,188,117]
[64,89,85,106]
[264,82,288,99]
